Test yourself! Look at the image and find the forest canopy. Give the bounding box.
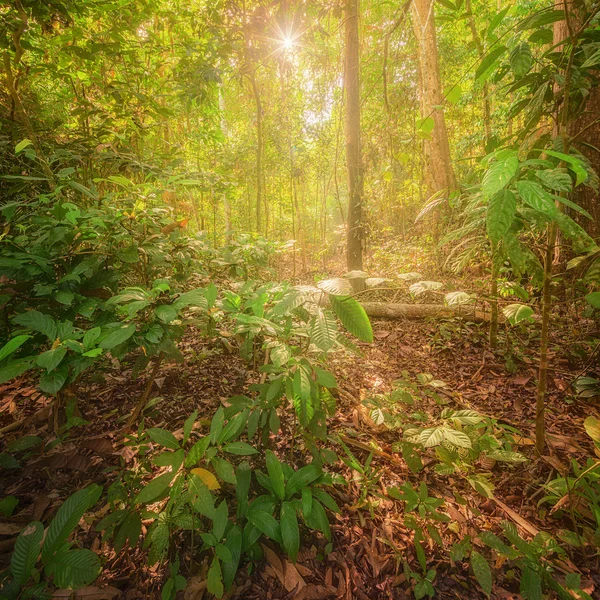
[1,0,600,599]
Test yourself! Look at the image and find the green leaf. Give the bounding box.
[487,190,516,244]
[502,303,534,325]
[471,550,492,597]
[222,442,258,455]
[303,499,331,540]
[189,474,216,519]
[45,548,101,589]
[42,485,102,563]
[36,347,67,373]
[155,305,178,323]
[147,428,180,450]
[183,410,197,444]
[0,495,19,517]
[0,335,31,362]
[544,150,588,186]
[443,428,472,449]
[535,169,572,193]
[266,450,285,500]
[585,292,600,309]
[516,180,556,216]
[293,393,314,428]
[13,311,56,340]
[99,323,136,350]
[329,296,373,342]
[207,556,224,599]
[134,472,174,505]
[248,510,281,543]
[509,43,532,77]
[446,84,462,105]
[15,139,33,154]
[281,501,300,562]
[11,521,43,587]
[212,457,237,485]
[185,437,211,467]
[40,364,69,395]
[482,152,518,199]
[309,309,338,352]
[286,464,322,497]
[83,327,102,349]
[475,46,507,82]
[419,428,445,447]
[520,566,542,600]
[7,435,42,453]
[222,525,242,590]
[0,357,36,385]
[212,500,228,542]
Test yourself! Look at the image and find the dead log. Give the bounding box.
[360,302,491,322]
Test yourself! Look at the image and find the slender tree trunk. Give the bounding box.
[249,71,263,233]
[411,0,457,199]
[465,0,492,149]
[218,84,232,242]
[344,0,364,279]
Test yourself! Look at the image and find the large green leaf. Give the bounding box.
[134,472,175,505]
[475,46,507,82]
[45,548,101,589]
[329,296,373,342]
[13,311,57,340]
[286,464,322,497]
[265,450,285,500]
[11,521,44,587]
[309,309,338,352]
[247,510,282,543]
[471,550,492,597]
[0,335,31,362]
[509,43,532,77]
[207,556,224,599]
[487,190,516,243]
[98,323,136,349]
[280,501,300,562]
[36,347,67,373]
[482,152,518,199]
[147,428,180,450]
[42,485,102,563]
[516,180,556,216]
[0,357,36,385]
[520,566,542,600]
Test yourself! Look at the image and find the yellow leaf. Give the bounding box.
[190,468,220,490]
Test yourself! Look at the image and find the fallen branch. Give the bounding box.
[360,302,491,322]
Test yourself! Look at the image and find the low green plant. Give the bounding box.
[0,485,102,599]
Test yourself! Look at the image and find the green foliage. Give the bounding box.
[1,485,102,598]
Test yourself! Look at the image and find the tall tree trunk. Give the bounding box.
[411,0,457,199]
[218,84,233,242]
[344,0,364,278]
[249,71,263,233]
[465,0,492,149]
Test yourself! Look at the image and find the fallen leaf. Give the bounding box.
[296,584,337,600]
[283,561,306,592]
[0,523,22,535]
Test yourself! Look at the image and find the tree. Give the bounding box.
[411,0,457,201]
[344,0,364,279]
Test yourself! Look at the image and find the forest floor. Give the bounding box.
[2,309,599,599]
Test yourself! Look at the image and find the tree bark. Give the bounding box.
[411,0,457,197]
[360,302,492,322]
[344,0,364,277]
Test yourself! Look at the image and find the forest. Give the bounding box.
[1,0,600,598]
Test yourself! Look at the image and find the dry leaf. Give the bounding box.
[283,561,306,592]
[296,584,337,600]
[0,523,22,535]
[190,468,220,490]
[81,437,114,456]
